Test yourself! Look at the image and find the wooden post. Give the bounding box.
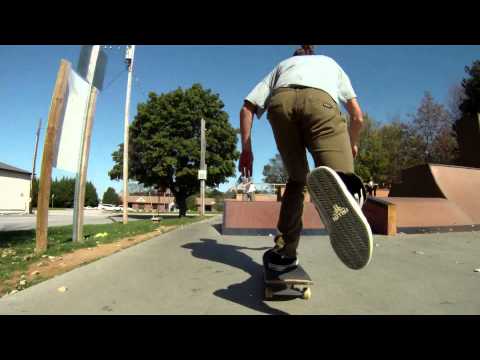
[36,60,71,254]
[73,87,99,242]
[72,45,101,242]
[29,118,42,214]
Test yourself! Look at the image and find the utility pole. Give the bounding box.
[29,118,42,214]
[36,60,70,253]
[199,117,206,216]
[123,45,136,224]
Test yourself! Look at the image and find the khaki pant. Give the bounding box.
[267,87,354,257]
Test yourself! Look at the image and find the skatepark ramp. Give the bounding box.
[222,164,480,236]
[389,164,480,224]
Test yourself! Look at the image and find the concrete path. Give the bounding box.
[1,216,479,314]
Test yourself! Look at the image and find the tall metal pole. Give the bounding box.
[200,118,206,216]
[29,118,42,214]
[123,45,136,224]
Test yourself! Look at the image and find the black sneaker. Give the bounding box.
[264,249,299,272]
[337,171,367,209]
[307,166,373,270]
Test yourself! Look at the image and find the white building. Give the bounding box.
[0,162,31,214]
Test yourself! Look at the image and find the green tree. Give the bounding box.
[51,177,75,208]
[378,119,428,184]
[109,84,239,217]
[206,188,225,212]
[262,154,288,183]
[459,60,480,115]
[33,177,98,208]
[85,182,99,207]
[31,177,39,208]
[102,187,121,205]
[447,83,466,121]
[354,114,389,183]
[453,60,480,166]
[186,193,198,212]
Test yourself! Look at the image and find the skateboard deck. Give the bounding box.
[263,252,313,300]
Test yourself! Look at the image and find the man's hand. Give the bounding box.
[345,98,364,158]
[352,144,359,159]
[239,150,253,177]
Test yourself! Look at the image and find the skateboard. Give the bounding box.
[263,251,313,300]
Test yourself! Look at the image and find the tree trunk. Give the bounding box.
[176,193,187,217]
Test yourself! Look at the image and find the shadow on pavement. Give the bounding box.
[182,238,289,315]
[211,223,223,235]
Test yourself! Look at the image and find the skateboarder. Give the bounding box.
[239,45,373,272]
[245,178,256,201]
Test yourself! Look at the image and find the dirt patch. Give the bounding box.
[1,225,176,297]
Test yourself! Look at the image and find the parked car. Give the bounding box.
[99,203,121,211]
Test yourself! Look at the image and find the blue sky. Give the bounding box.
[1,45,479,197]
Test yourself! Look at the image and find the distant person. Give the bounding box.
[367,179,374,196]
[238,45,373,271]
[239,175,249,201]
[246,179,256,201]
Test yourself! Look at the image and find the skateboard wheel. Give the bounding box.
[302,287,312,300]
[265,287,273,300]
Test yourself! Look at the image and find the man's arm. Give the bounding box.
[345,98,364,158]
[240,101,255,152]
[239,101,256,176]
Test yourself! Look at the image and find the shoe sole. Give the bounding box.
[267,259,299,272]
[307,166,373,270]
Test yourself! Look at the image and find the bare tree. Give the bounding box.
[410,91,457,164]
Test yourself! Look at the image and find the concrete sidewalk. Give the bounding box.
[0,217,479,315]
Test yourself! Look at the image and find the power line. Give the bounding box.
[134,76,149,98]
[102,68,128,92]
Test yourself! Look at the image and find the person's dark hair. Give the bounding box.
[293,45,315,56]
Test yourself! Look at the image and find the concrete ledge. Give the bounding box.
[363,197,397,235]
[397,224,480,234]
[223,200,324,236]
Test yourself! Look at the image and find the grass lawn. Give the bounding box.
[0,216,206,288]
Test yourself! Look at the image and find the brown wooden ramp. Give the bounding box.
[389,164,480,223]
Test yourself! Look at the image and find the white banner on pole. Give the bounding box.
[53,69,90,173]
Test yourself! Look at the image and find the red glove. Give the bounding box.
[239,150,253,177]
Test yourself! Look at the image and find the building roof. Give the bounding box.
[0,161,31,175]
[125,195,175,204]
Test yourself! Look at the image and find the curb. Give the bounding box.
[171,214,222,232]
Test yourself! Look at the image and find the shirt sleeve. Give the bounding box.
[245,67,277,119]
[337,65,357,104]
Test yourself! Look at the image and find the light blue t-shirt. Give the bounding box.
[245,55,357,119]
